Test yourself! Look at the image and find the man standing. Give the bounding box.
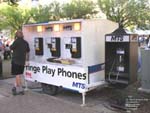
[10,30,30,95]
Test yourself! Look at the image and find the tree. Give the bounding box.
[30,5,52,23]
[0,4,31,36]
[0,0,19,6]
[130,0,150,29]
[62,0,98,19]
[97,0,150,29]
[49,1,63,21]
[9,0,18,5]
[30,1,63,23]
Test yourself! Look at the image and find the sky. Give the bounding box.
[36,0,71,5]
[20,0,70,6]
[19,0,97,6]
[18,0,71,7]
[39,0,97,4]
[34,0,97,4]
[44,0,71,4]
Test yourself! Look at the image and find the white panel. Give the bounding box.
[89,71,105,84]
[24,61,88,92]
[23,19,118,91]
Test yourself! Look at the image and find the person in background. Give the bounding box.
[4,44,11,60]
[147,35,150,48]
[10,30,30,95]
[0,39,4,60]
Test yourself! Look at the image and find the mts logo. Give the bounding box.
[72,82,85,89]
[111,36,123,42]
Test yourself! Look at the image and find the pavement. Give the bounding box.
[0,78,118,113]
[0,60,117,113]
[0,79,94,113]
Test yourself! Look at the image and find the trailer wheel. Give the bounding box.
[41,83,47,93]
[41,83,58,96]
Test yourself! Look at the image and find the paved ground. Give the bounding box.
[0,78,117,113]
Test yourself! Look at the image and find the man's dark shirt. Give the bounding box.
[10,38,30,66]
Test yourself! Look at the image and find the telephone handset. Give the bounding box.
[51,38,56,51]
[70,37,81,58]
[34,37,43,55]
[35,38,39,50]
[48,37,61,57]
[71,37,77,52]
[116,48,125,72]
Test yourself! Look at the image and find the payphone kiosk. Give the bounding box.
[23,19,118,105]
[46,37,61,58]
[105,27,138,85]
[34,37,43,55]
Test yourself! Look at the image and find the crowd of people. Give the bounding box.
[0,42,11,60]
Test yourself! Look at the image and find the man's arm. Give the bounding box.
[26,42,30,61]
[26,52,29,61]
[10,40,17,50]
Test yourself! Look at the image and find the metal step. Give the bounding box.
[109,72,128,78]
[108,79,129,84]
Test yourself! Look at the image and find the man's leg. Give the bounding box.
[11,63,25,95]
[16,75,21,85]
[12,75,24,95]
[15,75,24,94]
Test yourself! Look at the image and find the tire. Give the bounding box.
[41,83,58,96]
[41,83,47,92]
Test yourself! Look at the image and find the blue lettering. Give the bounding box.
[72,82,85,89]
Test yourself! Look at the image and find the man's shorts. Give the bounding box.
[11,62,24,75]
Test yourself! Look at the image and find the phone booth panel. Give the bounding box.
[105,27,138,85]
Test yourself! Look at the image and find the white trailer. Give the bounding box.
[23,19,118,105]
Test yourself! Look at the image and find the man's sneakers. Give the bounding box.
[12,87,17,96]
[18,91,24,95]
[12,87,24,96]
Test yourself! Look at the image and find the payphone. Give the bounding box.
[116,48,125,72]
[65,37,81,58]
[34,37,43,55]
[47,37,61,57]
[105,27,138,85]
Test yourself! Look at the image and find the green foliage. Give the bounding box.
[98,0,150,29]
[49,1,63,21]
[62,0,98,19]
[30,1,62,23]
[1,0,19,6]
[0,5,31,29]
[30,5,51,23]
[0,4,31,36]
[9,0,18,6]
